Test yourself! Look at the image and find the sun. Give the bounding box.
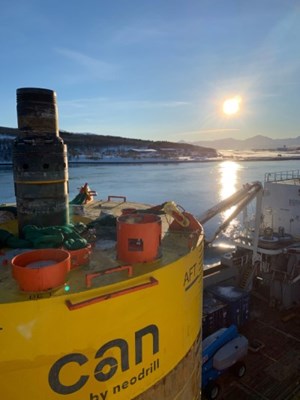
[222,96,242,116]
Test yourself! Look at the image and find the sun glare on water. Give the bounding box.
[222,96,242,116]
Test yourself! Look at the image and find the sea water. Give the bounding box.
[1,159,300,240]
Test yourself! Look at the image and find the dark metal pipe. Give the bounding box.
[13,88,69,235]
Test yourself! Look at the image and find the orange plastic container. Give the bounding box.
[117,214,161,263]
[67,244,92,269]
[12,249,70,292]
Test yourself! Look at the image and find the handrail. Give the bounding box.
[66,277,158,311]
[107,195,127,202]
[264,170,300,183]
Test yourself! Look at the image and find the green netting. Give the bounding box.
[0,224,88,250]
[0,229,31,248]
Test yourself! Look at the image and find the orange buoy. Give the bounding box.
[67,244,92,269]
[11,249,70,292]
[117,214,161,263]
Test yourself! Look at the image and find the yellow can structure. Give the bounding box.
[0,204,204,400]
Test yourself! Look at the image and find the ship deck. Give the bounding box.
[213,293,300,400]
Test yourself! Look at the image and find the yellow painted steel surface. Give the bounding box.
[0,238,203,399]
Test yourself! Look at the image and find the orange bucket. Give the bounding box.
[117,214,161,263]
[67,244,92,269]
[12,249,70,292]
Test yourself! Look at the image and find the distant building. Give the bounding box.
[129,148,157,153]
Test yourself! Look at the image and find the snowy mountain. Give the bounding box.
[192,135,300,150]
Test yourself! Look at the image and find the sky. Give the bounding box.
[1,0,300,142]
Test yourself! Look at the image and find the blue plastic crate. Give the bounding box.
[206,285,250,327]
[202,292,228,338]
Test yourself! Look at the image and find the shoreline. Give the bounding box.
[1,155,300,167]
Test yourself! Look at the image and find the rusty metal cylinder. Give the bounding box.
[13,88,69,234]
[17,88,59,135]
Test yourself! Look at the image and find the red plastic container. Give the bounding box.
[12,249,70,292]
[117,213,161,263]
[67,244,92,269]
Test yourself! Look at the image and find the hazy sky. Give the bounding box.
[1,0,300,142]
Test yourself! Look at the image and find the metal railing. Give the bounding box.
[264,170,300,183]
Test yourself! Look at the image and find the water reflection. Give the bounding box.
[218,161,241,229]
